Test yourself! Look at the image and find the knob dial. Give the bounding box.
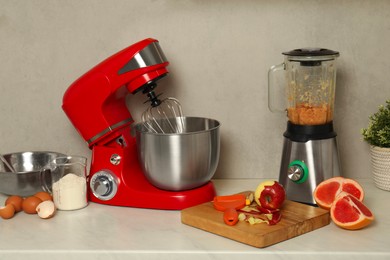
[287,160,309,184]
[90,170,118,201]
[288,165,304,181]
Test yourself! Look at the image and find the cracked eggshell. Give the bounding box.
[36,200,56,219]
[0,204,16,219]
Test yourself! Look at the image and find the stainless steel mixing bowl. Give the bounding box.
[0,151,66,196]
[133,117,220,191]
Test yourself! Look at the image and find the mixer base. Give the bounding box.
[87,130,217,210]
[88,181,216,210]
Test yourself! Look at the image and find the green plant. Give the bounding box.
[362,100,390,147]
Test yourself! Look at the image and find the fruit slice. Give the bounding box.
[313,177,364,209]
[330,193,374,230]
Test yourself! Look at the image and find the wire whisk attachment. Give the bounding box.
[141,97,185,134]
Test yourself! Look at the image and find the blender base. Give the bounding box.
[278,136,341,205]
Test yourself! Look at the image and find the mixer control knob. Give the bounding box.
[287,160,308,184]
[90,170,118,201]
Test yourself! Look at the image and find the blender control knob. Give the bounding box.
[287,160,308,183]
[288,166,304,181]
[90,170,118,201]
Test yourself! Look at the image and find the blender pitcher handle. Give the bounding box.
[268,63,286,113]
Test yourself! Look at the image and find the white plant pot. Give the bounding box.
[370,146,390,191]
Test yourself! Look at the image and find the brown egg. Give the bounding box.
[34,191,53,202]
[0,204,16,219]
[5,195,24,212]
[22,196,42,214]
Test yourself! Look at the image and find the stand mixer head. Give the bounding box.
[62,38,216,209]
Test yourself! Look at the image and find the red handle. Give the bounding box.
[223,208,239,226]
[213,194,247,226]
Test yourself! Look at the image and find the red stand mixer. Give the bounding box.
[62,38,216,209]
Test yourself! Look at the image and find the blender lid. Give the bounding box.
[283,48,339,57]
[283,48,339,65]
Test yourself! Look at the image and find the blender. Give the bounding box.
[268,48,341,205]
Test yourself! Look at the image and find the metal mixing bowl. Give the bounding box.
[0,151,66,196]
[133,117,220,191]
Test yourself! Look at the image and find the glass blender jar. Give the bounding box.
[268,48,341,205]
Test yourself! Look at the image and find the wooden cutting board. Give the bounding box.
[181,192,330,248]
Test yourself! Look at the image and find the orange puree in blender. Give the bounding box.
[288,103,332,125]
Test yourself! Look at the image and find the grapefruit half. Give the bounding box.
[313,177,364,210]
[330,193,374,230]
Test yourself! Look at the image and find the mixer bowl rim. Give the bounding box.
[3,150,67,155]
[3,151,67,158]
[133,116,221,136]
[1,151,67,174]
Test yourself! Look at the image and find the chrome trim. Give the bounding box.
[118,42,168,74]
[87,118,133,144]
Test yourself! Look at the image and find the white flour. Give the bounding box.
[52,173,87,210]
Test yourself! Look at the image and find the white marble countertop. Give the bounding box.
[0,178,389,260]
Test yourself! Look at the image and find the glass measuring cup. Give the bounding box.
[51,156,88,210]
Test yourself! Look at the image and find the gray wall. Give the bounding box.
[0,0,389,179]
